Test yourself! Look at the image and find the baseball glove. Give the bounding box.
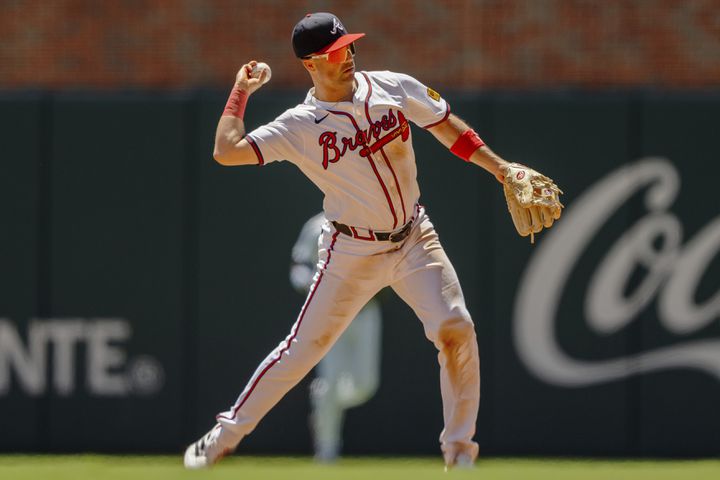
[502,163,564,243]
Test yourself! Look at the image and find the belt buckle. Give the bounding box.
[389,223,411,243]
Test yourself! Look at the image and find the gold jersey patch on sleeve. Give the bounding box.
[427,87,441,102]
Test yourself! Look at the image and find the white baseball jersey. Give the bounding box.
[245,70,449,232]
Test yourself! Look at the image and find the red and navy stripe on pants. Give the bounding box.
[217,231,341,422]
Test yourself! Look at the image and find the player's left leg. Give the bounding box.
[390,211,480,468]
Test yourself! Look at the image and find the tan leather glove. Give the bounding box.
[503,163,564,243]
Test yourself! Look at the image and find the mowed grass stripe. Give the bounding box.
[0,455,718,480]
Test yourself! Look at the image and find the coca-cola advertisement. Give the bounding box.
[481,96,720,456]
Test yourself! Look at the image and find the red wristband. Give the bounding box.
[222,85,248,118]
[450,129,485,162]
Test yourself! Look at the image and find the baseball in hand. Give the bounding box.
[251,62,272,84]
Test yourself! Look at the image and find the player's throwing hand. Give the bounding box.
[235,60,271,95]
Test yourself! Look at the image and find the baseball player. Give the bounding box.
[184,12,514,470]
[291,212,383,462]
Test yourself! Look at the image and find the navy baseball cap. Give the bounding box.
[292,12,365,58]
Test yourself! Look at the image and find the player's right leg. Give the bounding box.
[184,229,384,468]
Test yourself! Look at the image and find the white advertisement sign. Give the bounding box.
[514,158,720,386]
[0,318,165,396]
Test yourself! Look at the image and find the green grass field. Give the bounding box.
[0,455,718,480]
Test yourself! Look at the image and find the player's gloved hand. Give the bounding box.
[289,263,315,294]
[235,60,270,95]
[501,162,564,243]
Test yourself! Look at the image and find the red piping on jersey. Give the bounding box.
[421,102,451,129]
[217,231,340,423]
[361,72,373,126]
[246,135,265,165]
[327,109,399,229]
[378,148,407,225]
[361,72,407,226]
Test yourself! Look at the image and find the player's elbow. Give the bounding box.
[213,148,238,166]
[213,139,259,166]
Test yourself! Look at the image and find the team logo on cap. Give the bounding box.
[331,18,345,34]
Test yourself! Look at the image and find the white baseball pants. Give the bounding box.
[215,207,480,460]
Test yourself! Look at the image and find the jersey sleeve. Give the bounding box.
[245,110,305,165]
[396,73,450,129]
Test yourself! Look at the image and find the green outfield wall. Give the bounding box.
[1,91,718,456]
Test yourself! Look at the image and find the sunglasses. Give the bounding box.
[303,43,356,63]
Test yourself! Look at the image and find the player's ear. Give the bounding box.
[302,59,316,72]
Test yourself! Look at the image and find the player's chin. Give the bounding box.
[340,65,355,78]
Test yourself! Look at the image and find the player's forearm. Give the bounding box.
[212,73,262,166]
[469,145,508,183]
[212,62,271,166]
[430,114,508,182]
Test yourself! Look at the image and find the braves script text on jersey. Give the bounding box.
[246,71,447,231]
[212,70,480,462]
